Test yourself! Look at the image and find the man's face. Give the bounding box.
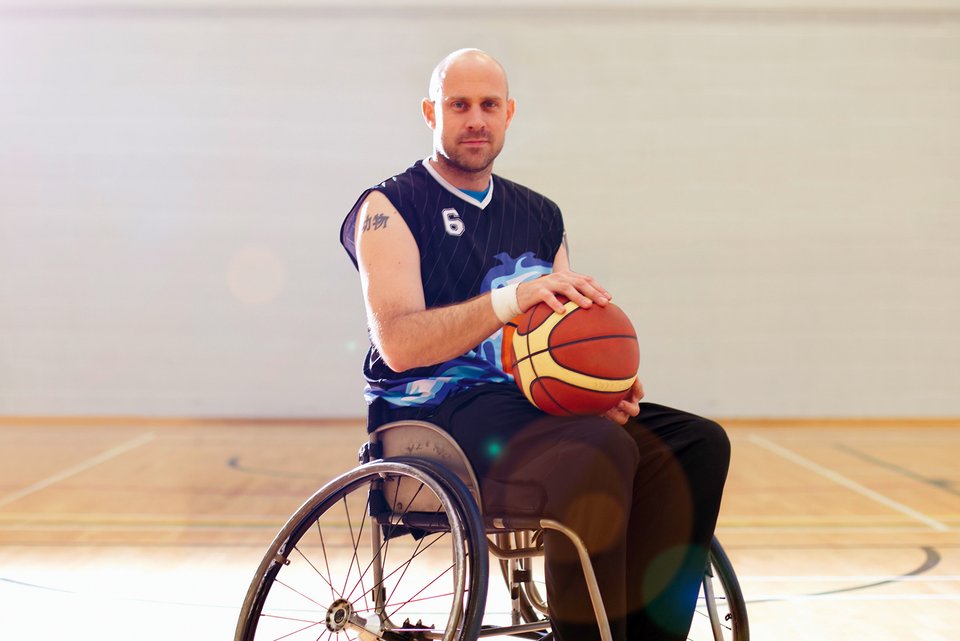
[426,58,515,175]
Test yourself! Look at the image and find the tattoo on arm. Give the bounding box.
[361,212,390,233]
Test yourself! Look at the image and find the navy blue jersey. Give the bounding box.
[341,158,565,409]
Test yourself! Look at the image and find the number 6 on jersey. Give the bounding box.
[441,208,465,236]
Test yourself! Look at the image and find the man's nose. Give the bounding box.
[465,106,486,130]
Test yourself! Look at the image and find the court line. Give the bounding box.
[835,443,960,498]
[747,435,951,532]
[0,432,156,510]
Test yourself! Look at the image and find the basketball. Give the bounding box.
[504,297,640,416]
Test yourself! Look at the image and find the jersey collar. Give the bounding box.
[423,157,494,210]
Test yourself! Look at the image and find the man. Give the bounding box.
[340,48,730,641]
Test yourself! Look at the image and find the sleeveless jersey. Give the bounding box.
[341,158,565,409]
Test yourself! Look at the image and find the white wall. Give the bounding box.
[1,1,958,418]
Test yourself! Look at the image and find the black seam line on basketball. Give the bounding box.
[834,444,960,498]
[509,334,637,370]
[531,379,575,416]
[515,357,636,382]
[513,336,638,381]
[533,377,632,395]
[524,317,574,415]
[744,546,941,605]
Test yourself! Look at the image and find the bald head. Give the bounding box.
[428,48,510,101]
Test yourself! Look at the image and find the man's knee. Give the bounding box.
[697,417,730,460]
[687,416,731,484]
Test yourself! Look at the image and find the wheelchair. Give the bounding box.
[235,420,749,641]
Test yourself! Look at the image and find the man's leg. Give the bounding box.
[623,403,730,641]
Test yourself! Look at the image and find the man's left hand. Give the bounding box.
[604,378,644,425]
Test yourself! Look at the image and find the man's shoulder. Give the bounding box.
[375,159,430,192]
[492,173,561,212]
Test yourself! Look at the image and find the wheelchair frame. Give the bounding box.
[234,420,748,641]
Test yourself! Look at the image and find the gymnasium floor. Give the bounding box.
[1,418,958,640]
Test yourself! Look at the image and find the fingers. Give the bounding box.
[604,399,638,425]
[517,270,612,314]
[604,405,630,426]
[540,292,568,315]
[604,379,643,426]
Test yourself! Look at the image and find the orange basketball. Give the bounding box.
[504,298,639,416]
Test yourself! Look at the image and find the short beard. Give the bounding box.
[437,139,504,176]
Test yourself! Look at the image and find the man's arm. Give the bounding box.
[356,191,612,372]
[355,190,502,372]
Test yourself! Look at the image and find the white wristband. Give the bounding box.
[491,283,522,323]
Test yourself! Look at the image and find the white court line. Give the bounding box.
[0,432,156,509]
[748,435,950,532]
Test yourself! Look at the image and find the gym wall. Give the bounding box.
[1,1,958,418]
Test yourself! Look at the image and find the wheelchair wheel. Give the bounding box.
[235,458,488,641]
[689,538,749,641]
[500,535,748,641]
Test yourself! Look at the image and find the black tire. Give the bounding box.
[689,537,749,641]
[235,459,489,641]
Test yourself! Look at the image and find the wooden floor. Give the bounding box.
[1,418,958,640]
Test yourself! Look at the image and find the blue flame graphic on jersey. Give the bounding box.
[476,252,554,374]
[367,252,553,408]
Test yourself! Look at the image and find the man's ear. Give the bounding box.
[422,98,437,130]
[505,97,516,129]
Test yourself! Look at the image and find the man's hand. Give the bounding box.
[516,269,612,315]
[604,378,644,426]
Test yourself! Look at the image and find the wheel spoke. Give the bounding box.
[258,615,325,641]
[272,578,330,610]
[341,495,360,600]
[381,478,430,608]
[316,519,338,603]
[382,530,447,611]
[339,490,372,614]
[386,561,458,622]
[293,544,340,602]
